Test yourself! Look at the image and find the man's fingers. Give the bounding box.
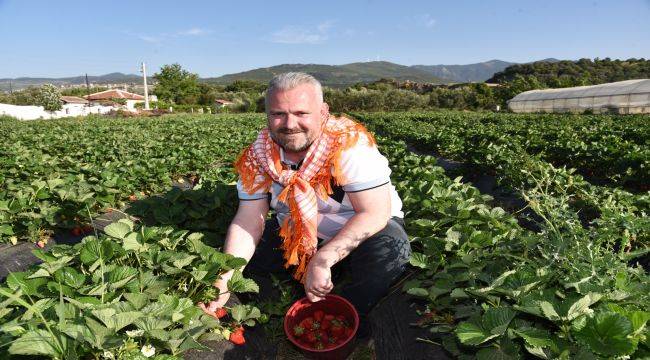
[307,291,324,302]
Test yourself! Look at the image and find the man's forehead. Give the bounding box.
[267,84,319,104]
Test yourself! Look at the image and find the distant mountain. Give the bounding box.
[0,58,566,92]
[0,73,147,91]
[203,61,448,87]
[412,60,515,83]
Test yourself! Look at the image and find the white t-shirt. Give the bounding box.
[237,134,404,244]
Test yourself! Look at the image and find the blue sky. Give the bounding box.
[1,0,648,78]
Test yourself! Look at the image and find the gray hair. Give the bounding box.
[265,72,323,108]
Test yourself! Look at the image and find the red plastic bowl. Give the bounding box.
[284,294,359,360]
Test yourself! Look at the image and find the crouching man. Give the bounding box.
[199,72,411,340]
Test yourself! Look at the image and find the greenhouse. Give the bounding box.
[508,78,650,114]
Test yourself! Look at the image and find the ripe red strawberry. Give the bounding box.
[329,320,345,337]
[305,331,318,343]
[71,227,82,236]
[300,317,315,330]
[313,310,324,322]
[229,329,245,345]
[214,308,227,319]
[320,319,332,330]
[313,341,324,350]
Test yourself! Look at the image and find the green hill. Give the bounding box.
[203,61,448,87]
[488,58,650,86]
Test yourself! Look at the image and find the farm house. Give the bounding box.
[508,78,650,114]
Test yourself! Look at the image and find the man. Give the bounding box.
[199,72,411,340]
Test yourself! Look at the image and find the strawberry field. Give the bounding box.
[0,111,648,359]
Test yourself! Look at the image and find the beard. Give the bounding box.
[270,128,314,152]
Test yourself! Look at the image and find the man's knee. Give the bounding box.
[349,218,411,277]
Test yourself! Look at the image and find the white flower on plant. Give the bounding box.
[126,329,144,337]
[141,344,155,357]
[183,283,189,292]
[102,350,115,359]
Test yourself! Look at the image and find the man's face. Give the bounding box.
[267,84,326,153]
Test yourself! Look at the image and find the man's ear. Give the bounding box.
[320,102,330,121]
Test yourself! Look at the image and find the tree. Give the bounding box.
[35,84,62,111]
[153,63,200,104]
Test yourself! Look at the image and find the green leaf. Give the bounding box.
[54,267,86,288]
[122,232,145,252]
[565,292,602,321]
[6,272,46,296]
[513,327,554,348]
[27,268,51,279]
[456,319,498,345]
[230,304,261,323]
[0,224,14,235]
[20,298,55,321]
[104,221,131,239]
[8,329,61,356]
[539,301,561,321]
[79,238,114,265]
[574,311,636,356]
[134,316,173,331]
[227,271,259,293]
[476,337,521,360]
[123,293,149,310]
[91,308,143,331]
[409,252,429,269]
[172,254,197,269]
[483,307,517,335]
[108,266,138,290]
[406,287,429,297]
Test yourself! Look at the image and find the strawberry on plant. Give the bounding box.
[214,308,227,319]
[229,329,245,345]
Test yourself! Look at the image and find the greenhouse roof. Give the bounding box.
[510,79,650,101]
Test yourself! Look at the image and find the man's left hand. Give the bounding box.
[304,261,333,302]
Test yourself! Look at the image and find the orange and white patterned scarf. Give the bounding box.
[234,114,376,283]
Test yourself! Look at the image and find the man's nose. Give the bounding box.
[285,113,299,129]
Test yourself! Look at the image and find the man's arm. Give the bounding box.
[219,198,269,284]
[304,183,392,301]
[199,198,268,312]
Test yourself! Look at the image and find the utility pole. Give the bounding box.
[141,62,150,110]
[85,73,90,97]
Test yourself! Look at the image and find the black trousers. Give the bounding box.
[242,216,411,334]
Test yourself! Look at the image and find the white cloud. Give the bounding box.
[133,27,210,44]
[178,27,210,36]
[417,14,436,28]
[138,34,163,43]
[269,20,335,44]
